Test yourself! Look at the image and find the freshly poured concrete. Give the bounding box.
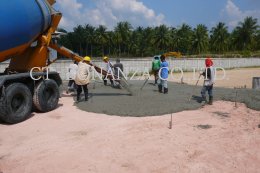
[75,80,260,116]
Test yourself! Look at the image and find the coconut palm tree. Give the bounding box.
[84,24,95,57]
[176,23,193,54]
[169,27,177,51]
[143,27,155,56]
[57,28,72,51]
[134,26,145,56]
[106,31,115,56]
[95,25,108,56]
[153,25,170,53]
[210,22,229,53]
[73,25,86,56]
[192,24,209,54]
[255,30,260,50]
[233,16,258,50]
[114,21,132,56]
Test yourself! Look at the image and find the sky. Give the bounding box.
[54,0,260,31]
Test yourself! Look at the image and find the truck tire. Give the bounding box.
[0,83,32,124]
[33,79,59,112]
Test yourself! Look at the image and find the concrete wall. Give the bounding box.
[1,58,260,80]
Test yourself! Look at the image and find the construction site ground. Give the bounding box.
[0,68,259,173]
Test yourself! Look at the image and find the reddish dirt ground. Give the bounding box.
[0,97,259,173]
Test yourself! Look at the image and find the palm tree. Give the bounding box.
[255,30,260,50]
[134,26,145,56]
[84,24,95,57]
[176,23,193,54]
[95,25,108,56]
[57,28,72,51]
[114,21,132,56]
[56,17,259,57]
[169,27,177,51]
[192,24,209,54]
[143,27,155,56]
[210,22,229,53]
[153,25,170,53]
[233,16,258,50]
[129,30,139,56]
[106,31,115,56]
[73,25,86,56]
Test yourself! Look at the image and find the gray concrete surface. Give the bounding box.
[72,80,260,117]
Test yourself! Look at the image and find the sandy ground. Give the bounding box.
[169,67,260,88]
[0,96,259,173]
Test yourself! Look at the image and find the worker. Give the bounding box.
[75,56,93,102]
[103,56,114,87]
[200,57,215,105]
[158,54,169,94]
[113,58,124,88]
[152,56,161,85]
[114,58,123,78]
[66,60,78,94]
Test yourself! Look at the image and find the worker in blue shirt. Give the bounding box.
[158,54,169,94]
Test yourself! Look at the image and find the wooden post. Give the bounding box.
[169,114,172,129]
[252,77,260,89]
[235,89,238,108]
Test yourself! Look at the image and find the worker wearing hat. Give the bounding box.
[75,56,93,102]
[152,56,161,85]
[158,54,169,94]
[200,57,215,105]
[103,56,114,87]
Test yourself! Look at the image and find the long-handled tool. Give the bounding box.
[188,74,201,101]
[140,76,150,90]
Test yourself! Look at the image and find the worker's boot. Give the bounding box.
[164,87,168,94]
[201,96,207,105]
[84,90,88,101]
[158,85,162,93]
[76,93,81,102]
[104,79,107,86]
[208,96,213,105]
[111,80,114,87]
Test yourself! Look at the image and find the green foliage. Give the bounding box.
[231,17,258,51]
[57,17,259,58]
[210,22,229,53]
[241,50,252,57]
[192,24,209,54]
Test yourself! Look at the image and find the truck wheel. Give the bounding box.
[0,83,32,124]
[33,79,59,112]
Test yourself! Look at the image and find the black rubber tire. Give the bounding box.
[0,83,32,124]
[33,79,59,112]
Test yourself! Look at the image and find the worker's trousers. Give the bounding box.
[201,85,213,98]
[153,70,159,84]
[77,84,88,100]
[68,80,76,89]
[159,79,168,88]
[103,77,114,86]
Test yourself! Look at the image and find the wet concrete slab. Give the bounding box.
[72,80,260,116]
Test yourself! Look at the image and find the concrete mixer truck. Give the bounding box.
[0,0,128,124]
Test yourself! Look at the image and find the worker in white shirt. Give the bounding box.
[66,60,78,94]
[103,56,114,87]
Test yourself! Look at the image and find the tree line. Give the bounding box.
[58,16,260,58]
